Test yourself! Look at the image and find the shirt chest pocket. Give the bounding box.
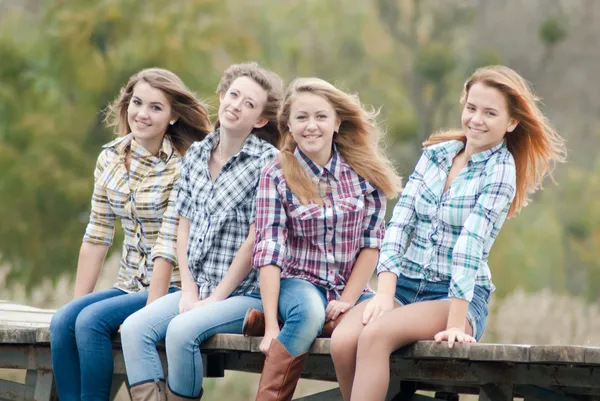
[287,203,325,239]
[333,196,365,241]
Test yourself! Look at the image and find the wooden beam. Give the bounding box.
[479,383,513,401]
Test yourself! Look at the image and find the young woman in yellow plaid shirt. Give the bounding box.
[49,68,211,401]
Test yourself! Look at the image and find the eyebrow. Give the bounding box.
[229,88,256,102]
[466,102,499,113]
[132,96,164,107]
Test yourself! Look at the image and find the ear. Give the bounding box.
[254,116,269,129]
[335,117,341,133]
[507,118,519,133]
[219,91,225,102]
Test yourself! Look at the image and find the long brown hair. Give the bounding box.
[424,65,567,217]
[215,62,284,148]
[278,78,402,204]
[105,68,211,154]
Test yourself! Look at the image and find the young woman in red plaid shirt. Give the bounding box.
[246,78,402,401]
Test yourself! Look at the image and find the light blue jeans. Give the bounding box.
[274,278,374,357]
[49,287,177,401]
[121,290,262,398]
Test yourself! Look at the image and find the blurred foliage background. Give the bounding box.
[2,0,600,399]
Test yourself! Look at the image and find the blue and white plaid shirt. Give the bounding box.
[377,140,516,302]
[176,130,278,299]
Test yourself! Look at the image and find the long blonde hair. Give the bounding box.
[278,78,402,204]
[424,65,567,217]
[105,68,211,155]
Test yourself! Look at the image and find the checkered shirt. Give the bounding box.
[253,147,386,302]
[377,140,516,302]
[177,130,278,299]
[83,134,181,292]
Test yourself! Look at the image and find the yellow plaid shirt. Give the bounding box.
[83,134,181,292]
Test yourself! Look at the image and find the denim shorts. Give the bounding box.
[394,274,490,341]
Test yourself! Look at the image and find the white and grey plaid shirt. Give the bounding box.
[177,130,278,299]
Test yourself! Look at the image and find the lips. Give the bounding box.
[224,110,239,121]
[134,120,150,128]
[469,127,486,134]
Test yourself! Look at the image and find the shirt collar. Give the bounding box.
[426,139,507,167]
[294,145,345,181]
[200,129,266,159]
[103,134,175,162]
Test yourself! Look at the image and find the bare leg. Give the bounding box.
[349,300,473,401]
[331,300,370,401]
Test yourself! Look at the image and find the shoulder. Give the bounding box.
[261,156,283,179]
[483,147,516,187]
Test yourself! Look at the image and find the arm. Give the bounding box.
[177,216,199,312]
[75,151,116,298]
[328,187,387,320]
[252,165,288,353]
[376,152,428,276]
[148,172,181,305]
[437,160,516,346]
[207,225,256,301]
[73,242,109,298]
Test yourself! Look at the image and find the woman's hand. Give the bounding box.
[362,294,395,325]
[178,290,199,313]
[259,327,280,354]
[325,300,352,322]
[434,327,476,348]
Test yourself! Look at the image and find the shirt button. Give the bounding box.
[136,233,141,238]
[328,226,333,231]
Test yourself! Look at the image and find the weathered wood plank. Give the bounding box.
[583,347,600,365]
[529,346,586,364]
[396,341,471,360]
[469,344,531,363]
[518,384,581,401]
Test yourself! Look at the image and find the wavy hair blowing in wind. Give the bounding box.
[104,68,212,154]
[278,78,402,204]
[424,65,567,217]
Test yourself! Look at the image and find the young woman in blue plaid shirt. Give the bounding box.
[49,68,211,401]
[331,66,567,401]
[120,63,284,401]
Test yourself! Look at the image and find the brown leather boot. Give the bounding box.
[167,384,203,400]
[255,339,308,401]
[243,308,348,338]
[129,379,166,401]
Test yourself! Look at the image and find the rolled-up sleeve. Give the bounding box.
[360,187,386,249]
[252,166,287,269]
[176,149,194,219]
[377,152,427,276]
[151,175,180,266]
[449,160,516,301]
[83,151,116,246]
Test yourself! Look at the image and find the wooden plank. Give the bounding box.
[396,341,471,360]
[584,347,600,365]
[0,378,29,401]
[518,384,580,401]
[469,344,531,363]
[479,383,513,401]
[529,346,586,364]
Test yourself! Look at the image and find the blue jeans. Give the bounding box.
[49,287,177,401]
[121,290,262,398]
[394,274,490,341]
[274,278,374,357]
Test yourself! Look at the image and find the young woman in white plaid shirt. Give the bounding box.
[331,66,567,401]
[49,68,211,401]
[120,63,284,401]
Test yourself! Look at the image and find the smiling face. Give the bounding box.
[461,82,519,155]
[288,92,341,167]
[218,76,268,137]
[127,81,173,153]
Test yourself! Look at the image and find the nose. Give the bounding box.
[471,112,484,125]
[306,117,318,131]
[231,97,242,110]
[137,108,149,118]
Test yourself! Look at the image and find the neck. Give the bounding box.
[218,127,252,159]
[135,136,163,157]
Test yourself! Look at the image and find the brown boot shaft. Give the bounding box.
[167,385,203,401]
[129,380,166,401]
[255,339,308,401]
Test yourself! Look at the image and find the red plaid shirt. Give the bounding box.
[253,147,386,301]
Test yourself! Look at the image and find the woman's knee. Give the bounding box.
[165,314,200,352]
[356,321,392,355]
[330,326,360,362]
[50,303,77,342]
